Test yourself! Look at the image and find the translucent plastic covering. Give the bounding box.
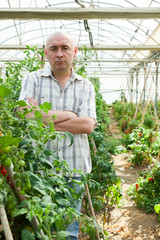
[0,0,160,103]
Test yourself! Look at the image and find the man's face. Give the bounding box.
[45,33,77,73]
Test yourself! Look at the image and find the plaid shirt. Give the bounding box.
[19,68,97,176]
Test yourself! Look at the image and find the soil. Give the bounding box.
[78,109,160,240]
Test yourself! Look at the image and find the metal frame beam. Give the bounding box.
[0,58,159,63]
[0,7,160,20]
[0,44,160,51]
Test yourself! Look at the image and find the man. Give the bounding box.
[19,31,97,239]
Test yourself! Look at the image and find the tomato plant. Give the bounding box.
[128,162,160,218]
[123,127,159,166]
[86,77,122,226]
[0,47,110,240]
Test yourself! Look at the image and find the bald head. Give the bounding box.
[46,31,75,50]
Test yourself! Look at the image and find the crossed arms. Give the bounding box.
[23,97,96,134]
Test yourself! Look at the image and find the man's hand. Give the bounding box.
[27,97,39,108]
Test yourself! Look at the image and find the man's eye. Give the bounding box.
[63,47,69,50]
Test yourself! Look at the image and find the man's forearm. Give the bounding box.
[42,110,77,123]
[54,116,96,134]
[21,97,77,123]
[23,108,77,123]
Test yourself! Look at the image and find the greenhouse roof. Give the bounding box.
[0,0,160,61]
[1,0,160,103]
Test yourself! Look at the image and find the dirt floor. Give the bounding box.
[79,109,160,240]
[105,153,160,240]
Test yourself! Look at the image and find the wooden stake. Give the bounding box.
[85,183,101,240]
[133,63,151,121]
[6,164,44,237]
[0,206,13,240]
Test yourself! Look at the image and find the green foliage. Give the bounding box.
[0,45,127,239]
[0,86,84,239]
[143,114,155,129]
[4,46,45,100]
[86,77,122,221]
[75,50,121,220]
[104,137,122,155]
[80,215,109,240]
[0,47,101,239]
[112,100,157,133]
[125,127,157,166]
[90,77,110,129]
[74,45,97,78]
[112,101,138,132]
[154,204,160,221]
[128,162,160,218]
[114,145,127,155]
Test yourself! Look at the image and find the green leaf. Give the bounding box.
[0,136,22,148]
[19,200,29,208]
[12,208,28,217]
[35,110,42,119]
[0,85,11,98]
[57,231,69,239]
[43,102,52,110]
[31,180,45,194]
[63,188,73,201]
[55,194,70,207]
[33,186,47,196]
[29,173,47,196]
[40,157,53,169]
[21,229,35,240]
[41,195,53,205]
[154,204,160,214]
[19,139,33,147]
[64,132,74,147]
[39,102,52,111]
[0,190,6,206]
[17,100,27,107]
[29,129,39,140]
[43,149,52,156]
[41,235,50,240]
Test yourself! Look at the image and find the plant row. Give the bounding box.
[112,100,160,221]
[0,46,122,239]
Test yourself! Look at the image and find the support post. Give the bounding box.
[155,61,159,115]
[136,69,139,104]
[143,64,147,108]
[130,72,134,103]
[0,206,13,240]
[85,184,101,240]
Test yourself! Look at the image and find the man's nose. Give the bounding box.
[56,48,63,57]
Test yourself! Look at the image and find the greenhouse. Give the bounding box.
[0,1,160,239]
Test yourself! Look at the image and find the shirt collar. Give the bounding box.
[41,67,83,82]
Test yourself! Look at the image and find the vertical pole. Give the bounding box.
[0,206,13,240]
[127,74,131,102]
[85,184,101,240]
[136,69,139,104]
[143,64,146,108]
[155,61,159,115]
[131,71,134,103]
